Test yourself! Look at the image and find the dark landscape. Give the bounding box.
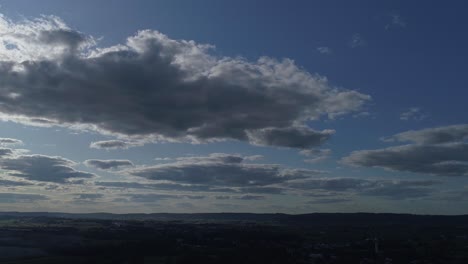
[0,212,467,263]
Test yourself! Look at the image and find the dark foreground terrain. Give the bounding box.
[0,212,467,263]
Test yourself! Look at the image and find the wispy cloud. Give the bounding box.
[349,33,366,48]
[400,107,426,121]
[316,46,332,54]
[386,14,406,30]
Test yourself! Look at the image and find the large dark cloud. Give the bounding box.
[84,159,134,170]
[344,125,468,177]
[127,153,320,187]
[0,154,94,183]
[0,15,369,149]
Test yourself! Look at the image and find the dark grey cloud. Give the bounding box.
[84,159,134,170]
[120,193,177,203]
[37,29,88,51]
[289,178,439,199]
[128,153,319,187]
[0,148,13,157]
[0,154,94,183]
[343,143,468,176]
[435,189,468,202]
[346,125,468,177]
[236,195,265,200]
[215,195,231,200]
[360,185,434,200]
[307,198,352,204]
[239,186,284,194]
[0,193,48,203]
[300,148,332,163]
[246,127,334,149]
[288,178,373,191]
[119,193,205,203]
[0,138,23,145]
[72,193,103,204]
[95,181,237,193]
[89,140,133,150]
[73,193,103,200]
[0,178,33,186]
[0,15,369,149]
[387,124,468,144]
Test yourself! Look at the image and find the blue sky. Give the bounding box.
[0,0,467,214]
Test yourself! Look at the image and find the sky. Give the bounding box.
[0,0,467,214]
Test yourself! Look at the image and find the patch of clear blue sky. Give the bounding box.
[0,0,467,181]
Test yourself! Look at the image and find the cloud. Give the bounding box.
[0,14,370,149]
[0,15,94,62]
[316,46,332,54]
[343,143,468,176]
[350,33,366,48]
[96,151,439,200]
[360,183,434,200]
[246,127,335,149]
[236,195,265,200]
[239,186,284,194]
[118,193,205,203]
[89,140,135,150]
[120,193,177,203]
[0,178,33,186]
[386,124,468,144]
[300,148,332,163]
[0,138,23,145]
[0,148,13,157]
[72,193,103,203]
[128,153,320,187]
[289,178,439,199]
[0,154,94,182]
[307,198,352,204]
[344,125,468,177]
[0,193,48,203]
[400,107,426,121]
[215,195,231,200]
[84,159,134,170]
[95,181,237,193]
[386,14,406,30]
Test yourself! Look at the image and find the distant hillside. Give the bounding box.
[1,211,468,227]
